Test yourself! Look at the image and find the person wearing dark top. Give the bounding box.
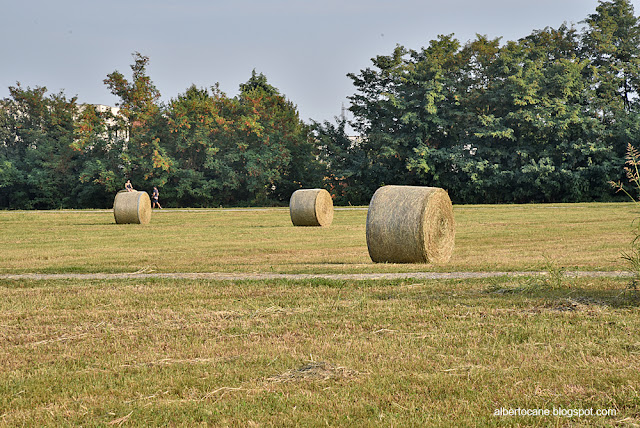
[152,186,162,209]
[125,180,134,192]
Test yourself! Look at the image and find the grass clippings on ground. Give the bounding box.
[267,360,363,383]
[1,276,639,426]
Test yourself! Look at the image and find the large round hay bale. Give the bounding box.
[113,190,152,224]
[289,188,334,227]
[366,185,455,263]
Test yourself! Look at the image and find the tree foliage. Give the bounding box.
[2,0,640,208]
[0,84,82,208]
[163,71,320,207]
[1,59,320,208]
[311,0,640,204]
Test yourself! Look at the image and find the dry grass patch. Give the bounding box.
[267,360,363,383]
[1,276,639,426]
[0,202,637,275]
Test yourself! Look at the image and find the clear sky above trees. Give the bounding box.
[3,1,640,208]
[2,0,639,125]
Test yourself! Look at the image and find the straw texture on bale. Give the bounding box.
[366,185,455,263]
[289,188,334,226]
[113,190,152,224]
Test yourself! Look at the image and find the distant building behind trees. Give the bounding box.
[1,0,639,208]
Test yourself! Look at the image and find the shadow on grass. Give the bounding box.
[484,276,640,309]
[481,256,640,308]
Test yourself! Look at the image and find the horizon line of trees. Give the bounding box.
[2,0,640,208]
[0,64,324,209]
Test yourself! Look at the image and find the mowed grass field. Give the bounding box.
[1,203,640,426]
[0,202,638,274]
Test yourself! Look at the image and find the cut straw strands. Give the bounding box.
[366,185,455,263]
[289,188,334,226]
[113,190,152,224]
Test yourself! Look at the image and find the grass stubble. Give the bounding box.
[0,202,635,275]
[1,204,640,426]
[1,276,639,426]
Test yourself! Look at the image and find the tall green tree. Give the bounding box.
[239,71,322,203]
[313,116,369,204]
[73,104,128,207]
[408,28,619,203]
[164,84,230,206]
[583,0,640,113]
[582,0,640,156]
[0,84,81,208]
[165,72,322,207]
[104,52,172,191]
[339,13,627,204]
[345,38,463,201]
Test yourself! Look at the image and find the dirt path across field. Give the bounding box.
[0,271,633,281]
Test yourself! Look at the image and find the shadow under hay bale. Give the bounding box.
[366,185,455,263]
[113,190,152,224]
[289,188,334,226]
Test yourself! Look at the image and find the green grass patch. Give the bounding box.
[1,276,638,426]
[0,202,637,274]
[2,203,639,425]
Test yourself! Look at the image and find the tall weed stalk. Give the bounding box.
[610,143,640,288]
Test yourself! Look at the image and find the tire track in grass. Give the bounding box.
[0,271,633,281]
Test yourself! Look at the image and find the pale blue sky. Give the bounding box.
[2,0,639,124]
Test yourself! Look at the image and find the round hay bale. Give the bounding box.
[366,185,455,263]
[289,188,334,227]
[113,190,152,224]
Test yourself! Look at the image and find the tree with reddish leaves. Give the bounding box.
[164,72,322,207]
[104,52,172,190]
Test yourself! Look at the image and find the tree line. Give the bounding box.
[1,0,639,208]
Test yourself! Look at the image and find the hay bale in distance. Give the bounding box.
[289,188,334,226]
[366,185,455,263]
[113,190,152,224]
